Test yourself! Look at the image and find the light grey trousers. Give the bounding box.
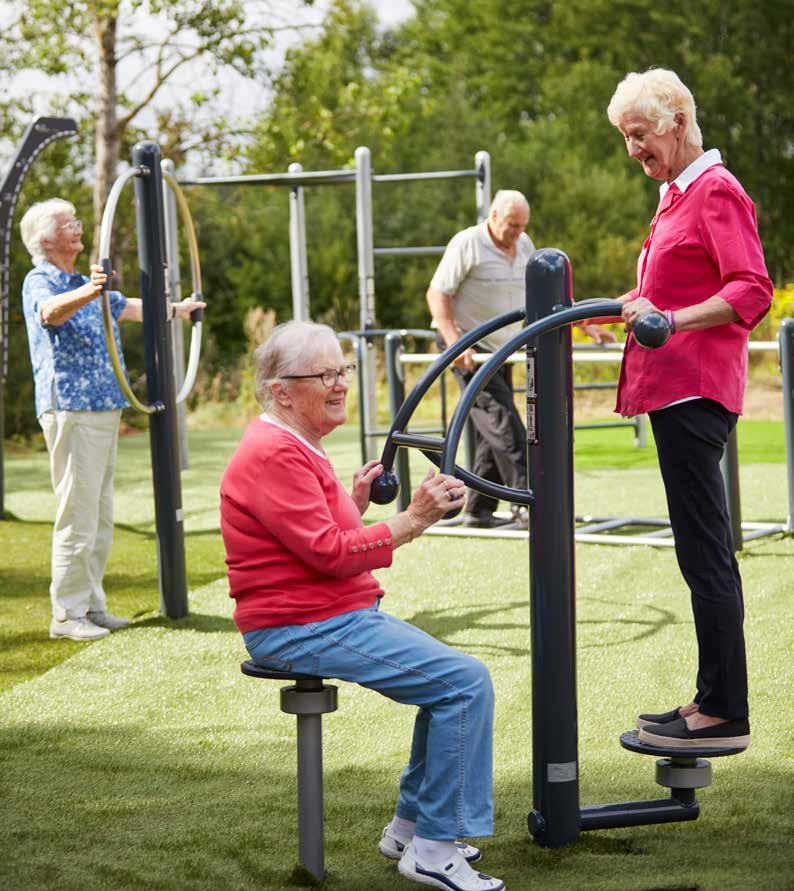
[39,409,121,620]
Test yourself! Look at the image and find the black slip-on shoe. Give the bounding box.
[638,716,751,750]
[462,512,513,529]
[636,706,684,730]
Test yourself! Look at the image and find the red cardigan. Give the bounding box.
[616,164,773,416]
[220,419,394,631]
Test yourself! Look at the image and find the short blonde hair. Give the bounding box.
[20,198,75,265]
[607,68,703,148]
[490,189,529,220]
[253,320,340,407]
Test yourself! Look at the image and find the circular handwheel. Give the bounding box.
[371,300,669,512]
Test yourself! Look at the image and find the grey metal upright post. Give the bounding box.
[133,141,188,619]
[355,146,379,460]
[525,249,580,848]
[161,159,188,471]
[781,319,794,531]
[475,150,491,222]
[720,427,743,551]
[289,162,310,321]
[296,708,325,880]
[385,332,412,512]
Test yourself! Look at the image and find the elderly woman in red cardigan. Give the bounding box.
[220,321,505,891]
[606,69,773,750]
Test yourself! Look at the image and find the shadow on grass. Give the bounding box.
[132,612,235,633]
[408,598,680,656]
[1,721,792,891]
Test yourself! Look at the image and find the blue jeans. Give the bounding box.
[243,603,494,840]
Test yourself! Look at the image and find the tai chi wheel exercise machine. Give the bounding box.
[98,141,205,618]
[371,247,746,847]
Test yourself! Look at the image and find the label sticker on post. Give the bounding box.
[547,761,577,782]
[526,348,538,444]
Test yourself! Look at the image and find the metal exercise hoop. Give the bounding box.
[160,167,204,403]
[98,166,204,414]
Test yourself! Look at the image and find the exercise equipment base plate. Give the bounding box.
[620,729,746,759]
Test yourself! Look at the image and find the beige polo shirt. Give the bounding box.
[430,222,536,350]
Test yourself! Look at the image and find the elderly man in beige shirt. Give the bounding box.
[427,189,613,528]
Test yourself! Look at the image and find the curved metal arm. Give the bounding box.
[99,166,164,414]
[161,168,204,403]
[440,300,626,502]
[377,308,526,471]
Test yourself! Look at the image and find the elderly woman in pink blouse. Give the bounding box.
[606,69,772,751]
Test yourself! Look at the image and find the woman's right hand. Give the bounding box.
[87,263,109,298]
[406,469,466,534]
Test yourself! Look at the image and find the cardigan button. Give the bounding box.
[352,546,358,553]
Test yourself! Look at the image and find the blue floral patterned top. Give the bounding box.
[22,260,129,417]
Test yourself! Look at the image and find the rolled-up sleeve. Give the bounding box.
[698,181,773,330]
[242,449,394,578]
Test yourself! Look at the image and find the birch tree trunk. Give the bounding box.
[92,13,119,263]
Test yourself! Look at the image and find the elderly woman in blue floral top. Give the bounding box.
[20,198,203,642]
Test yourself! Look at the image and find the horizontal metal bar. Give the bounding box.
[574,422,636,431]
[179,169,356,187]
[580,798,699,831]
[573,382,618,390]
[340,329,437,340]
[391,432,446,452]
[368,426,445,437]
[372,169,477,183]
[374,246,446,257]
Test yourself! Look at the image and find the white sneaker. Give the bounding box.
[379,826,481,863]
[49,617,110,641]
[397,841,504,891]
[87,611,131,630]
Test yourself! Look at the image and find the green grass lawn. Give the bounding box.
[1,421,793,890]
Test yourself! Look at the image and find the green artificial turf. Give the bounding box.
[1,421,793,890]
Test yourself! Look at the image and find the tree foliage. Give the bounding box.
[4,0,794,437]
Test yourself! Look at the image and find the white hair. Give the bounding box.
[20,199,76,265]
[607,68,703,148]
[253,320,340,407]
[490,189,530,220]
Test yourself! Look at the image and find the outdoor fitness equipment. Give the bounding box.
[97,141,205,618]
[0,116,78,517]
[372,247,744,848]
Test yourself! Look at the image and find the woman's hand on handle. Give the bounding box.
[622,296,658,330]
[407,469,466,532]
[351,460,384,515]
[386,469,466,547]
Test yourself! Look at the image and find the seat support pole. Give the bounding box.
[296,710,325,880]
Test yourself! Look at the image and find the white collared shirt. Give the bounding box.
[259,412,328,459]
[659,148,722,200]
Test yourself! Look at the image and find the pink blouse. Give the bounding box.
[616,162,773,416]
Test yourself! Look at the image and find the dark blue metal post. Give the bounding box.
[132,141,188,619]
[525,249,580,847]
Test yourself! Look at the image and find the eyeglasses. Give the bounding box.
[281,363,357,388]
[58,219,83,232]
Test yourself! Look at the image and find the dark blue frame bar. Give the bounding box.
[132,141,188,619]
